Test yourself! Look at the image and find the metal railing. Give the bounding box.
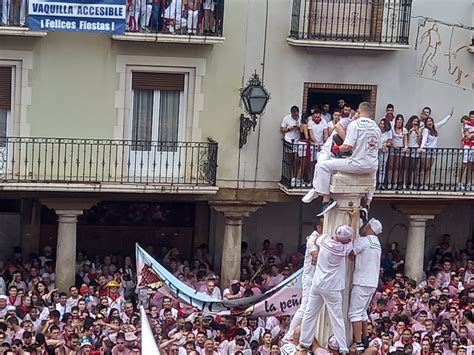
[0,137,218,186]
[0,0,224,36]
[280,140,474,193]
[290,0,412,44]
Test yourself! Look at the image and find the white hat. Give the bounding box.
[327,335,339,351]
[368,218,383,235]
[335,225,353,241]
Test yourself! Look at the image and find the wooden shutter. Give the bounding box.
[132,72,185,91]
[0,67,12,110]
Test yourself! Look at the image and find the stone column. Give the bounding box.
[210,201,265,289]
[55,210,83,292]
[404,215,434,283]
[315,173,375,347]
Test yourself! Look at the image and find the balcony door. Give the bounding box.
[129,72,186,179]
[0,67,12,177]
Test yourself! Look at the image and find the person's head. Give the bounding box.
[395,114,404,128]
[70,286,79,297]
[332,110,341,123]
[425,117,438,135]
[425,319,434,332]
[342,103,352,117]
[379,118,391,132]
[401,328,412,343]
[333,225,353,244]
[8,286,17,297]
[421,106,432,120]
[362,218,382,236]
[441,259,451,272]
[421,338,431,352]
[290,106,299,119]
[406,115,420,130]
[115,333,126,350]
[338,99,346,108]
[262,331,272,345]
[311,108,322,123]
[358,102,372,117]
[59,292,67,305]
[429,299,439,312]
[386,104,395,115]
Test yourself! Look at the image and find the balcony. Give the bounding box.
[0,137,218,194]
[288,0,412,50]
[0,1,224,43]
[280,140,474,198]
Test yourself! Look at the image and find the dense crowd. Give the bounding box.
[0,227,472,354]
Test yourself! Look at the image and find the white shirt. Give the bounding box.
[312,234,353,291]
[420,128,438,148]
[345,117,381,169]
[281,114,301,142]
[391,127,407,148]
[308,119,328,144]
[353,236,382,288]
[321,117,352,153]
[420,114,451,130]
[281,343,298,355]
[380,130,393,145]
[303,231,320,283]
[407,129,420,148]
[322,112,332,123]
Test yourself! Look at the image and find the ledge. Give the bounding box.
[287,37,410,51]
[0,27,47,37]
[0,182,219,194]
[112,32,224,44]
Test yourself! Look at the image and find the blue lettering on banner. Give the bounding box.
[28,0,126,34]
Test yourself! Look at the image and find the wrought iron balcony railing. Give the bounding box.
[0,0,224,36]
[280,140,474,193]
[0,137,218,186]
[289,0,412,45]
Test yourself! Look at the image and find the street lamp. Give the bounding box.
[239,72,271,148]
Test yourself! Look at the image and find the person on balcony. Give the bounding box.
[420,106,453,129]
[1,0,26,26]
[186,0,201,35]
[327,110,341,136]
[164,0,187,33]
[377,118,393,189]
[280,106,301,187]
[379,103,395,123]
[321,103,332,123]
[149,0,166,32]
[308,109,329,187]
[404,115,422,189]
[387,114,408,189]
[417,117,439,190]
[202,0,216,34]
[459,111,474,190]
[302,102,381,217]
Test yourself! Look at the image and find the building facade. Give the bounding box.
[0,0,473,290]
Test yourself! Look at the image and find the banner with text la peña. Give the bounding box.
[28,0,126,34]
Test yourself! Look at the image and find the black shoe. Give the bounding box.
[317,199,337,216]
[360,205,369,224]
[362,336,370,349]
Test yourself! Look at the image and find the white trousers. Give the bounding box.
[299,286,348,352]
[314,158,376,196]
[187,9,199,33]
[311,149,331,189]
[285,277,312,339]
[1,0,26,25]
[137,0,152,30]
[348,285,375,322]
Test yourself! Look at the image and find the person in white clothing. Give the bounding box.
[387,114,408,189]
[377,118,393,189]
[308,109,329,148]
[348,218,382,352]
[417,117,438,189]
[281,106,301,186]
[302,102,381,216]
[404,115,422,189]
[297,225,354,354]
[420,106,453,130]
[284,218,323,342]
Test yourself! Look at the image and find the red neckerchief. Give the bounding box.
[8,295,17,305]
[107,289,120,302]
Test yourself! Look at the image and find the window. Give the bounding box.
[0,66,12,142]
[131,72,185,152]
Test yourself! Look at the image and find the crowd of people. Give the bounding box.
[0,227,471,354]
[281,101,474,191]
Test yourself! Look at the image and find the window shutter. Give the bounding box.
[0,67,12,110]
[132,72,185,91]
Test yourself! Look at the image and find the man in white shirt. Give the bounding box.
[284,218,323,342]
[302,102,381,216]
[420,106,453,129]
[199,279,222,300]
[308,109,329,147]
[297,225,354,354]
[348,218,382,352]
[280,106,301,143]
[321,103,332,123]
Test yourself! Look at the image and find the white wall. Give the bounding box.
[237,0,474,188]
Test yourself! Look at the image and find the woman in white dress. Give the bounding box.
[418,117,439,190]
